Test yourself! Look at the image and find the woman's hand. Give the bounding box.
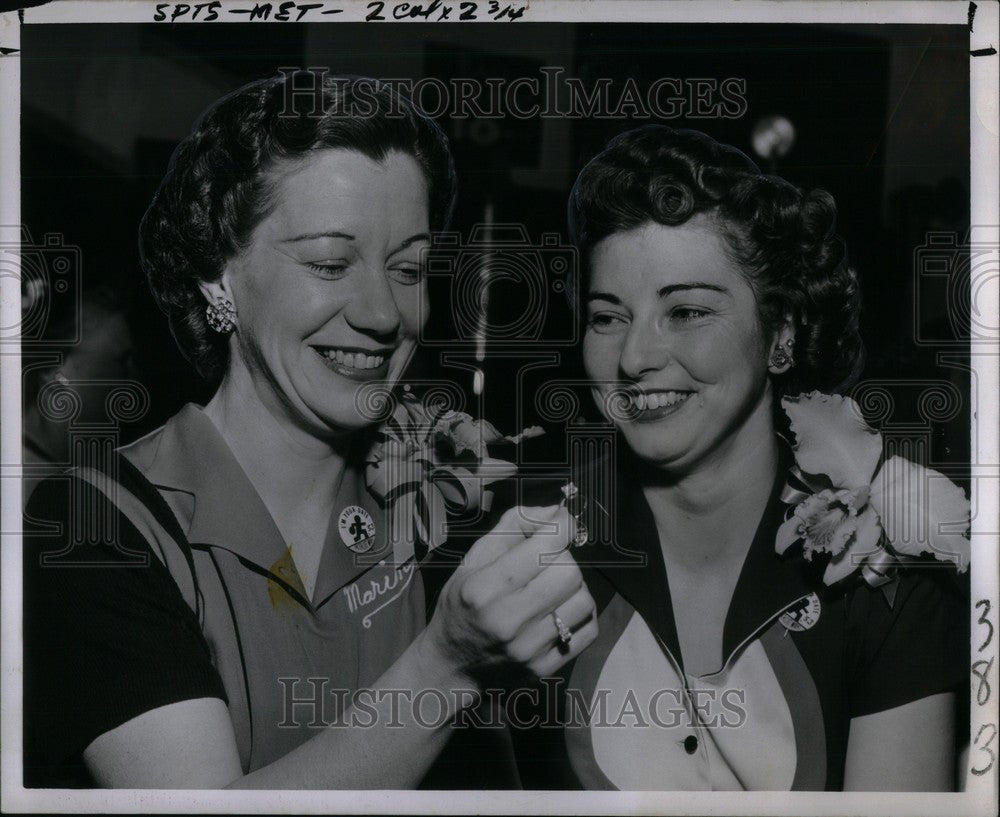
[418,504,598,684]
[79,505,597,790]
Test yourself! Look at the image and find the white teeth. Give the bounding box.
[318,348,387,369]
[632,390,690,411]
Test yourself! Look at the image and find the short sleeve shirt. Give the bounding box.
[24,404,427,786]
[511,449,968,791]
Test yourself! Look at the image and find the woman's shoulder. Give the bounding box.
[839,564,968,717]
[24,404,194,524]
[117,402,208,474]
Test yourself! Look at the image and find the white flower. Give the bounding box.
[782,391,881,488]
[870,456,970,572]
[777,392,970,584]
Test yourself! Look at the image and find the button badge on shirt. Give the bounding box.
[338,505,376,554]
[778,592,822,633]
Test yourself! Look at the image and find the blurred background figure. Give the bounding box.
[22,285,139,503]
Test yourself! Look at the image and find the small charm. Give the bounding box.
[560,482,589,547]
[338,505,376,554]
[778,593,821,632]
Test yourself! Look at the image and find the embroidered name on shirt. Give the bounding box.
[342,560,415,628]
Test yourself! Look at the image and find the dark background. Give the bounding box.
[21,22,971,475]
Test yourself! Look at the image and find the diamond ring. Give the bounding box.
[552,611,572,648]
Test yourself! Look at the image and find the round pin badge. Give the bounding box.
[778,593,821,632]
[338,505,376,554]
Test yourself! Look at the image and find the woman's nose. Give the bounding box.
[619,318,670,379]
[343,268,402,339]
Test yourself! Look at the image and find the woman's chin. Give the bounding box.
[620,428,695,472]
[292,391,384,437]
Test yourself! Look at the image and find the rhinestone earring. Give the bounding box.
[205,298,237,334]
[769,338,795,370]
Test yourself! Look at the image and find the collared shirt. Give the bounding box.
[511,448,967,791]
[24,404,426,786]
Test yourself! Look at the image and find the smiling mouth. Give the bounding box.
[623,389,693,421]
[312,346,393,379]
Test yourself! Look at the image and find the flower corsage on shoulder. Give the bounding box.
[775,392,970,593]
[365,387,544,563]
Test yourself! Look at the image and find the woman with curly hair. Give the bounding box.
[22,73,596,789]
[512,125,966,791]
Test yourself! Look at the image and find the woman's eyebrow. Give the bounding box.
[657,282,729,298]
[586,291,622,305]
[586,282,728,305]
[388,233,431,255]
[281,230,355,243]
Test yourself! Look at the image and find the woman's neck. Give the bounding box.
[640,398,781,570]
[202,369,354,524]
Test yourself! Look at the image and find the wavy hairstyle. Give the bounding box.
[139,72,457,383]
[568,125,864,394]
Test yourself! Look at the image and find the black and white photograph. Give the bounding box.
[1,1,997,813]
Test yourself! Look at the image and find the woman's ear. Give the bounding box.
[767,315,797,374]
[197,270,232,308]
[199,268,239,335]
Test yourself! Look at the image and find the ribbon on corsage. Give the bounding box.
[775,392,970,597]
[364,389,542,564]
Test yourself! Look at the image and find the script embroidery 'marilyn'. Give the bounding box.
[342,561,416,628]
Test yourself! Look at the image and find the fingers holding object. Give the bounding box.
[459,506,575,609]
[485,506,576,588]
[462,504,566,572]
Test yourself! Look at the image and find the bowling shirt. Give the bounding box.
[511,448,968,791]
[24,404,426,787]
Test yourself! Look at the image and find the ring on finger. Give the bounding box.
[551,610,573,647]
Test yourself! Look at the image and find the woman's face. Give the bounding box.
[582,215,776,474]
[214,148,431,436]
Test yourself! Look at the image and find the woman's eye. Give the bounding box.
[387,264,424,285]
[306,261,348,278]
[670,306,711,322]
[587,313,628,332]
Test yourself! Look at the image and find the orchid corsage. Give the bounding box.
[364,387,543,563]
[775,392,970,590]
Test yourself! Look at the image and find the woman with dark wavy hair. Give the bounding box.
[23,72,596,789]
[512,125,967,791]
